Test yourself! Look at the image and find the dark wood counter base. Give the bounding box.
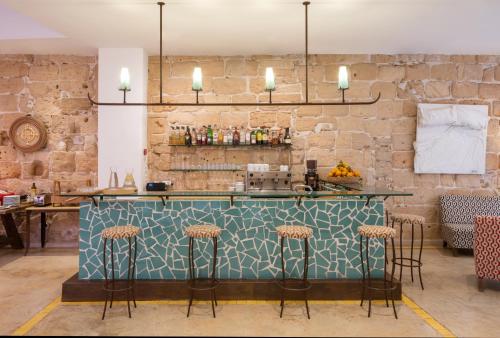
[62,273,401,302]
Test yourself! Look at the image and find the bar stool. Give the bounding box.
[185,224,221,318]
[275,225,313,319]
[101,225,140,320]
[358,225,398,319]
[389,213,425,290]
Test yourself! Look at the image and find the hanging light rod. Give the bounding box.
[88,1,381,107]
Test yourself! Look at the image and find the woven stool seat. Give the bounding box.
[390,213,425,226]
[276,225,313,239]
[101,225,140,239]
[358,225,396,239]
[185,225,221,238]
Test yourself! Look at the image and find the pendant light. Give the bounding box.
[89,1,380,107]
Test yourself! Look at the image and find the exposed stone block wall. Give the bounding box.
[0,54,97,245]
[148,54,500,244]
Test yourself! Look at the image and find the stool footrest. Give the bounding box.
[392,257,423,268]
[275,279,312,291]
[187,279,219,291]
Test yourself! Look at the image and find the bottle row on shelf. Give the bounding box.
[168,125,292,146]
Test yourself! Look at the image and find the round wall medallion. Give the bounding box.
[9,115,48,152]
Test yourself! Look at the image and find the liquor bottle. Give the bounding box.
[175,126,181,145]
[30,182,38,200]
[213,124,219,145]
[207,125,213,145]
[250,129,257,145]
[246,128,251,145]
[201,126,207,145]
[191,127,197,146]
[185,126,192,146]
[218,126,224,145]
[233,127,240,145]
[262,128,269,145]
[223,127,228,145]
[284,127,292,144]
[169,126,175,145]
[180,126,186,145]
[240,126,246,145]
[256,128,263,145]
[196,127,202,145]
[227,126,233,145]
[270,127,280,145]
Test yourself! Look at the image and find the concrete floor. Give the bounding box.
[1,247,499,337]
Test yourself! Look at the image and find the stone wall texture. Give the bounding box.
[147,54,500,244]
[0,54,98,245]
[0,53,498,246]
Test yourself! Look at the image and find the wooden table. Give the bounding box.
[0,203,32,249]
[25,205,80,256]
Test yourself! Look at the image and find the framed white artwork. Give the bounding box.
[413,103,489,174]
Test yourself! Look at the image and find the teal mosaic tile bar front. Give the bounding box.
[79,199,385,280]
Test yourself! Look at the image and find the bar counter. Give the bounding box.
[71,189,410,281]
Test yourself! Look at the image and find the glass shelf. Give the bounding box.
[169,143,292,148]
[166,168,244,172]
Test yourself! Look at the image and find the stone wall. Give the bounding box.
[147,54,500,244]
[1,53,498,246]
[0,54,97,245]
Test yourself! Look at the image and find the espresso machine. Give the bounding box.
[304,160,320,191]
[246,171,292,192]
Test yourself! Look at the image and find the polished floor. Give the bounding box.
[1,247,499,337]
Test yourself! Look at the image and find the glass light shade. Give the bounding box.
[119,67,130,90]
[192,67,203,91]
[338,66,349,89]
[265,67,276,91]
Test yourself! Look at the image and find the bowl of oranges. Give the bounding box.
[325,160,362,184]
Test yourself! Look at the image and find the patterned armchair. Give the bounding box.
[439,195,500,255]
[474,216,500,291]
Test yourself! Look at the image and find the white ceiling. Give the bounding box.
[1,0,500,56]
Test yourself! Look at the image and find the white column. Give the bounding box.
[97,48,148,190]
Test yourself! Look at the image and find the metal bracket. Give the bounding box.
[294,184,312,207]
[230,195,234,207]
[296,195,303,207]
[160,196,168,206]
[364,195,391,207]
[89,196,99,207]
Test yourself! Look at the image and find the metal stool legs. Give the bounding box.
[187,236,219,318]
[102,236,137,320]
[392,219,424,290]
[278,236,311,319]
[359,234,398,319]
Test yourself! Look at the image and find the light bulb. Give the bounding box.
[338,66,349,90]
[265,67,276,91]
[192,67,203,91]
[119,67,130,90]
